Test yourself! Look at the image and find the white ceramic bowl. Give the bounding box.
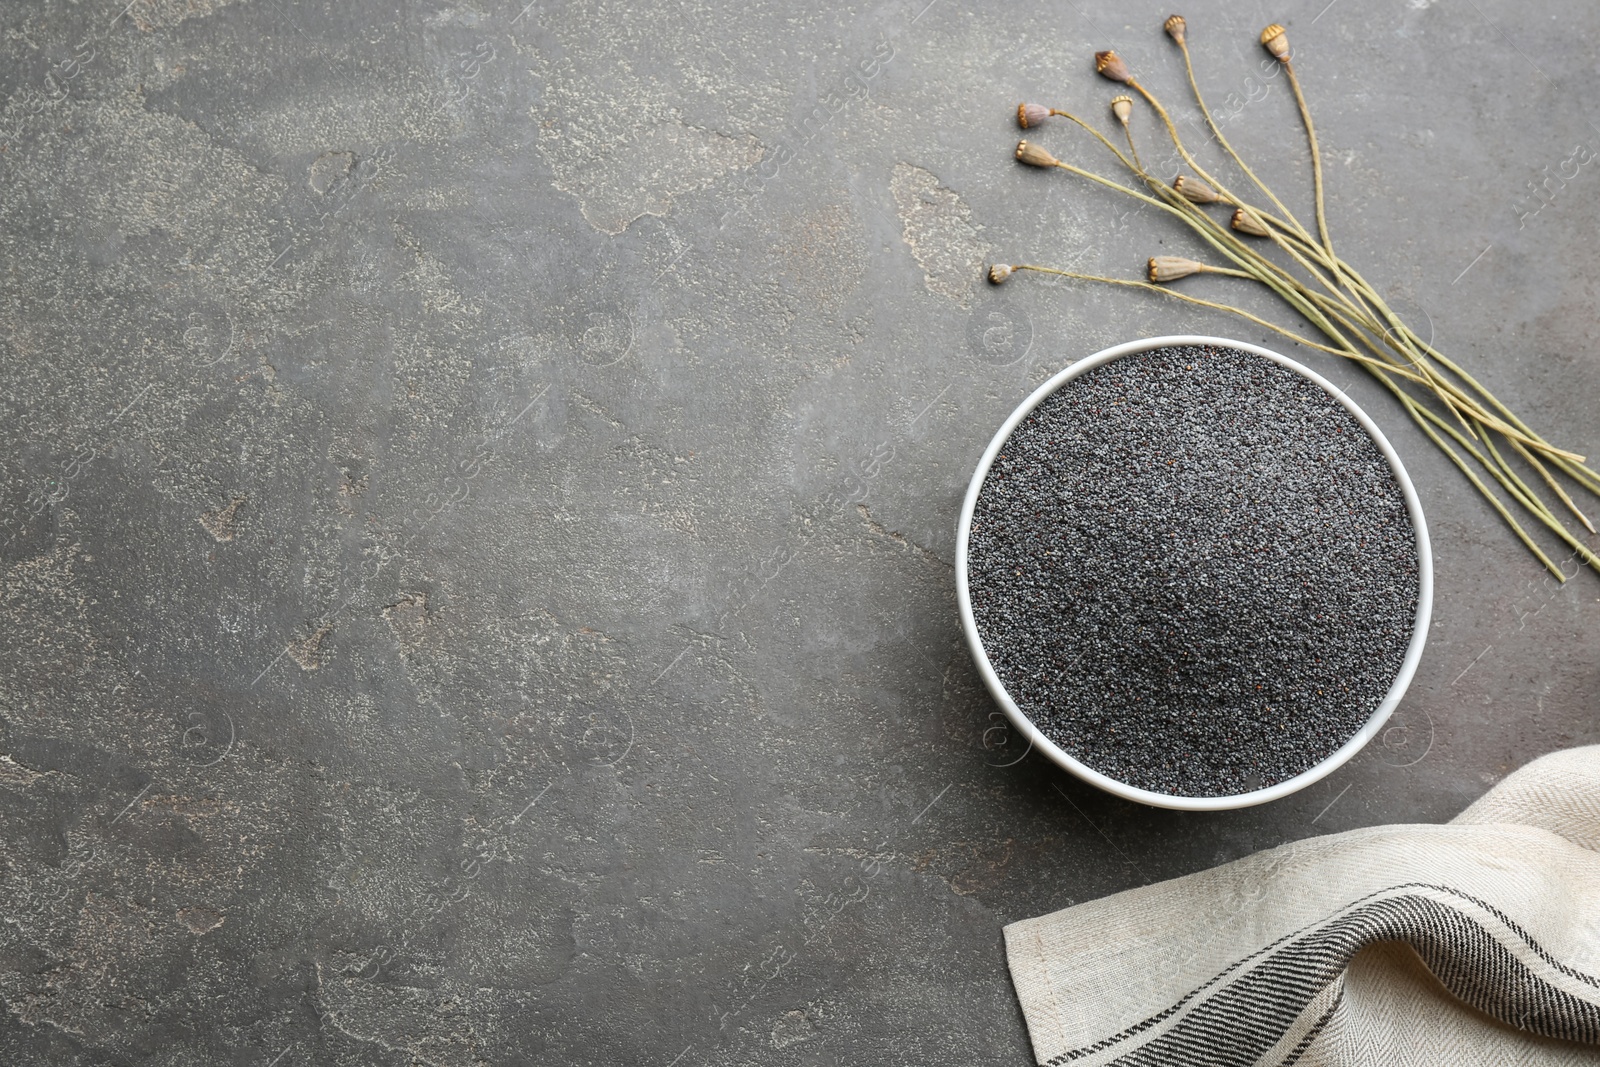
[955,335,1433,811]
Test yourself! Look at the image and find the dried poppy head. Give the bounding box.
[1163,14,1187,46]
[1094,50,1131,83]
[1148,256,1204,283]
[1230,208,1270,236]
[1260,23,1290,61]
[1017,103,1052,129]
[988,264,1015,284]
[1173,174,1222,204]
[1111,95,1133,127]
[1015,140,1060,168]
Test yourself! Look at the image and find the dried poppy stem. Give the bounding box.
[1113,95,1589,467]
[1261,268,1577,473]
[1407,332,1600,484]
[1322,258,1595,466]
[1355,352,1593,577]
[1380,382,1571,580]
[1263,24,1348,293]
[1358,293,1600,478]
[1127,168,1475,413]
[1402,395,1600,574]
[1298,285,1514,447]
[1509,437,1597,533]
[1110,95,1141,170]
[1167,15,1317,249]
[1002,24,1599,579]
[1147,255,1254,282]
[1065,118,1580,464]
[996,264,1433,383]
[1306,292,1497,433]
[1042,105,1367,349]
[1097,53,1373,319]
[1481,429,1559,525]
[1001,241,1587,575]
[1067,147,1365,353]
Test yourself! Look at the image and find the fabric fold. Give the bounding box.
[1004,746,1600,1065]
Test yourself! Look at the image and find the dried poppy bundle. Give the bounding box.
[990,16,1600,581]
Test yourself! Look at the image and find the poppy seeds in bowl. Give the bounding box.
[965,344,1421,797]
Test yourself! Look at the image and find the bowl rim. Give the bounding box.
[954,334,1434,811]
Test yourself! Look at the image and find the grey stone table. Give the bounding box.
[2,0,1596,1063]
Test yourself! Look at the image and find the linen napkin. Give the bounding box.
[1004,746,1600,1065]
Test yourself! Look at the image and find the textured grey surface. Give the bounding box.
[0,0,1596,1064]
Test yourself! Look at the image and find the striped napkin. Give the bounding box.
[1005,746,1600,1065]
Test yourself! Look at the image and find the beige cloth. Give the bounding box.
[1004,746,1600,1065]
